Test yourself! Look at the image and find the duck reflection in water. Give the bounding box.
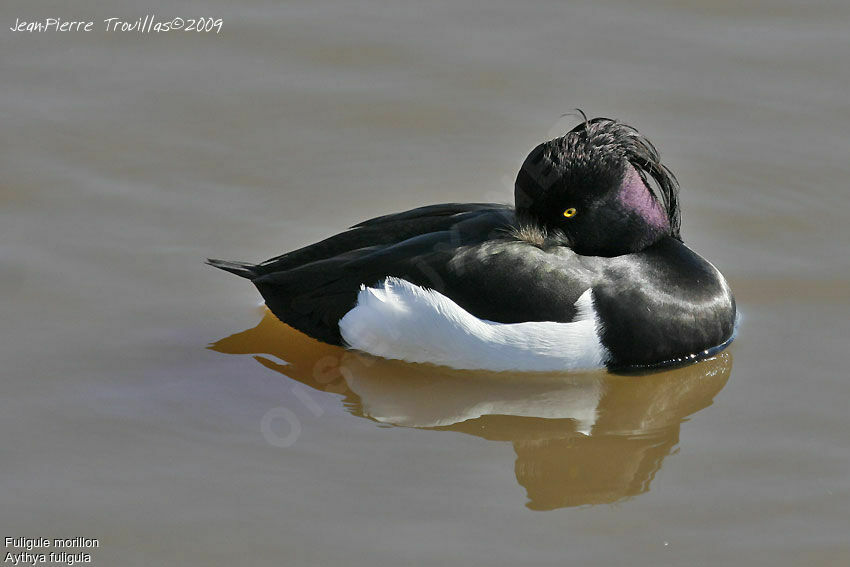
[210,312,732,511]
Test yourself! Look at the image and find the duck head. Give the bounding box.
[514,117,681,256]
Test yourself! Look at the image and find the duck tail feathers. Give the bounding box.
[205,258,258,279]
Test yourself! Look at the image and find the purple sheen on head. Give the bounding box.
[618,164,669,231]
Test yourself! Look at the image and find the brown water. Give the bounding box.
[2,0,849,565]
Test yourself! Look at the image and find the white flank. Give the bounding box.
[338,277,610,371]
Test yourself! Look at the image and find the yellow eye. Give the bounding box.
[563,207,577,218]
